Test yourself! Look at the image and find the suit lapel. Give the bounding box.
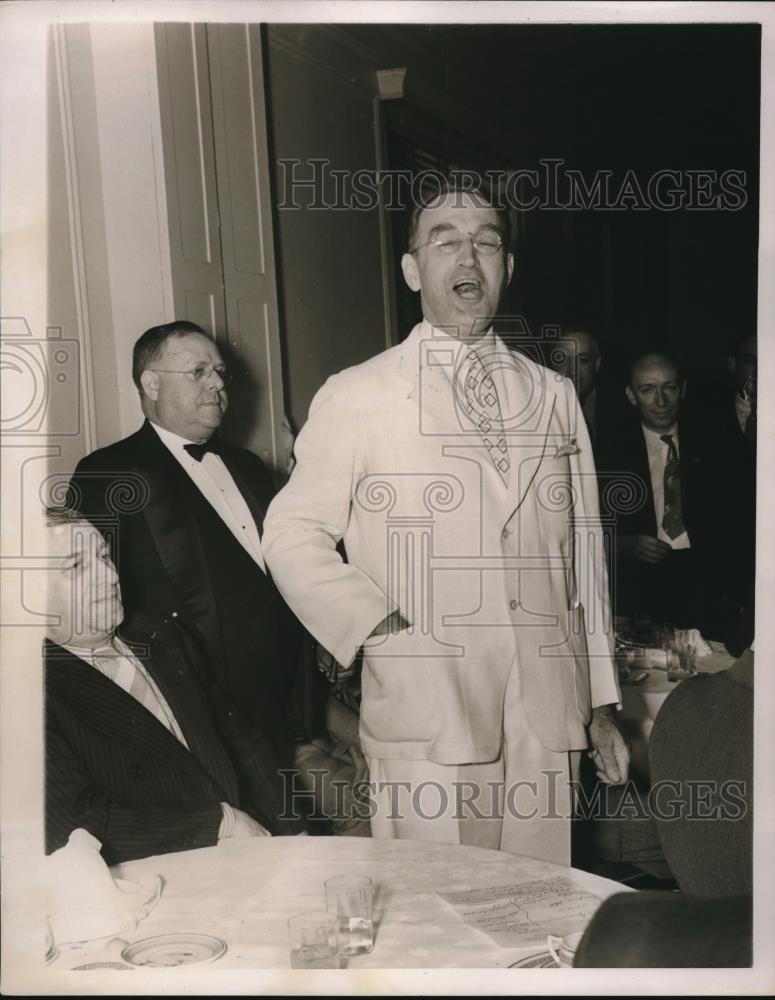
[121,623,239,800]
[132,422,222,647]
[45,641,205,777]
[402,324,465,435]
[499,344,558,517]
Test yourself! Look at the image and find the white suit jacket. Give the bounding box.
[263,322,620,764]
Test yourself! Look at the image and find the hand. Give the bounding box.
[587,705,630,784]
[230,808,272,838]
[619,534,672,565]
[346,742,369,787]
[316,643,354,683]
[368,610,410,638]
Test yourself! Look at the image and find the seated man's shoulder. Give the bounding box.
[119,611,193,652]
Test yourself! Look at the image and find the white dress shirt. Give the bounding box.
[734,393,752,435]
[641,423,690,549]
[150,422,266,572]
[64,634,189,747]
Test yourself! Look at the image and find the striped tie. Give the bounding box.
[93,646,185,742]
[463,349,510,486]
[660,434,685,539]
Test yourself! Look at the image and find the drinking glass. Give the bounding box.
[665,627,697,681]
[324,875,374,956]
[288,911,339,969]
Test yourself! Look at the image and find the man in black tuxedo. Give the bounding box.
[45,507,302,864]
[67,321,315,795]
[599,350,744,638]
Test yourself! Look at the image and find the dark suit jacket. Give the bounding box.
[574,892,751,967]
[45,614,302,864]
[67,421,324,759]
[596,411,747,633]
[649,649,753,898]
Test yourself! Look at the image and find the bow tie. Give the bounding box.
[183,437,223,462]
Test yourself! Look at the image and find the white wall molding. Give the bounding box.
[52,24,98,453]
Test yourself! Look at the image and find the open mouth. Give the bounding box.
[452,276,482,300]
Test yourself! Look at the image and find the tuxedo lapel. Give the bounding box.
[130,423,222,647]
[218,446,267,538]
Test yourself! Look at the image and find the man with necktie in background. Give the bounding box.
[599,349,746,639]
[263,182,627,864]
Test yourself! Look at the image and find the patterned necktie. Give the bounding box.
[660,434,685,539]
[463,349,510,485]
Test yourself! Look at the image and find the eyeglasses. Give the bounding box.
[148,364,232,386]
[411,229,504,256]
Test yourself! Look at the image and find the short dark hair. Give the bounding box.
[627,349,684,387]
[406,178,512,254]
[132,320,208,394]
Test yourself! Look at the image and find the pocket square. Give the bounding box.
[554,438,580,458]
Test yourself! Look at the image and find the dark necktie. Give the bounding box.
[184,437,223,462]
[660,434,685,539]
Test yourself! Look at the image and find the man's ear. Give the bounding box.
[728,355,737,377]
[505,253,515,286]
[625,385,637,408]
[401,252,421,292]
[680,380,687,399]
[594,354,602,375]
[140,370,160,401]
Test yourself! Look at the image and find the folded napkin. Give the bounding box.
[687,628,713,656]
[44,829,162,946]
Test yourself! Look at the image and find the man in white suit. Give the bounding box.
[263,184,628,863]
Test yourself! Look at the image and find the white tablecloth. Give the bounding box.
[50,837,628,970]
[618,640,734,780]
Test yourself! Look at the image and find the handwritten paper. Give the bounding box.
[439,875,603,947]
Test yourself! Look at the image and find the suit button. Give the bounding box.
[509,599,518,611]
[130,765,144,777]
[171,612,179,618]
[502,527,511,540]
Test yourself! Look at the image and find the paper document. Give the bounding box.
[440,875,603,948]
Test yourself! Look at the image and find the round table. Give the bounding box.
[51,837,628,970]
[618,640,734,780]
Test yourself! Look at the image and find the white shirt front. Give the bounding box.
[734,393,752,435]
[64,635,189,747]
[150,421,266,572]
[641,423,690,549]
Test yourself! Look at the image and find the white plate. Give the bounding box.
[122,932,227,967]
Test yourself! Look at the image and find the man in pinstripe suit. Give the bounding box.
[44,507,303,864]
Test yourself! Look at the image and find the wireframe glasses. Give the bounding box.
[148,364,232,386]
[412,229,504,256]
